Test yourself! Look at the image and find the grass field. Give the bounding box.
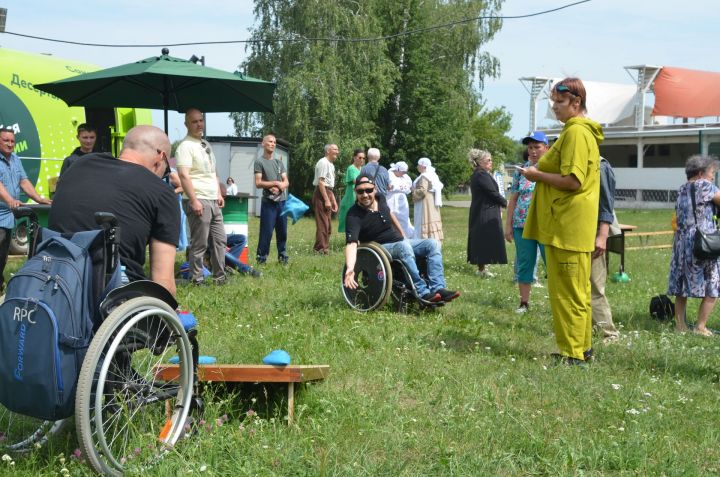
[5,206,720,476]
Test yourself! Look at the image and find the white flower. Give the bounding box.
[611,384,621,390]
[199,464,207,472]
[1,454,11,462]
[626,408,641,415]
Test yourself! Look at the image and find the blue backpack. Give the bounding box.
[0,229,105,420]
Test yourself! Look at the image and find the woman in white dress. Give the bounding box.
[226,177,238,196]
[387,161,415,238]
[412,157,444,244]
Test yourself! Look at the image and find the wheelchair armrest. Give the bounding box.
[99,280,178,319]
[12,206,38,223]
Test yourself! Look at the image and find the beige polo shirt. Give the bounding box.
[175,135,219,200]
[312,156,335,189]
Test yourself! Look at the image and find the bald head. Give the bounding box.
[185,108,204,139]
[119,125,171,177]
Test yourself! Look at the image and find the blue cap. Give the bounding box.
[522,131,548,145]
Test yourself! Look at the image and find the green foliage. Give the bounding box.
[470,103,523,167]
[233,0,397,198]
[233,0,506,197]
[8,206,720,476]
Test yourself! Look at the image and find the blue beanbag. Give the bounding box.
[169,355,216,365]
[280,194,309,225]
[262,349,291,366]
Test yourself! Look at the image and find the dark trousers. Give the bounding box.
[256,198,287,261]
[312,187,332,253]
[0,227,11,291]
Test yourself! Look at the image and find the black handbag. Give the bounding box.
[690,182,720,260]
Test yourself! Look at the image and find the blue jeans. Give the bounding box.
[226,234,253,274]
[381,239,446,296]
[256,199,288,262]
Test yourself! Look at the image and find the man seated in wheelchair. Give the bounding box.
[343,174,460,303]
[49,125,180,296]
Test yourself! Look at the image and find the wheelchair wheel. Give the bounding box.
[75,296,194,476]
[341,242,393,312]
[0,410,66,453]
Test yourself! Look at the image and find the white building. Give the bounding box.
[521,66,720,208]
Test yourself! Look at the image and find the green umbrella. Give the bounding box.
[35,48,275,133]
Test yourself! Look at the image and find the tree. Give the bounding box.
[376,0,503,192]
[234,0,505,196]
[470,103,522,167]
[233,0,396,199]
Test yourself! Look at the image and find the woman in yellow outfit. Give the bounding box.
[520,78,604,365]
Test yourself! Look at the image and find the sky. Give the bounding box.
[1,0,718,142]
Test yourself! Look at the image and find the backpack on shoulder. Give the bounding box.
[0,229,105,420]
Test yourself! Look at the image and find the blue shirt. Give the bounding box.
[0,152,28,229]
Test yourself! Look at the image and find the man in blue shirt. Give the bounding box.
[0,128,52,291]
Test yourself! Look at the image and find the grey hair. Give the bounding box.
[324,143,337,154]
[468,148,491,166]
[367,147,381,162]
[685,154,720,180]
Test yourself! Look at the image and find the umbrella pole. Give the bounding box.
[163,78,169,135]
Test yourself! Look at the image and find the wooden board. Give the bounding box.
[154,364,330,383]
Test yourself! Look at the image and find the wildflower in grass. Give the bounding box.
[247,409,257,417]
[0,433,5,442]
[2,454,12,462]
[626,408,641,415]
[60,468,70,475]
[134,447,141,455]
[72,449,82,459]
[34,442,42,449]
[611,384,621,390]
[200,464,208,472]
[216,418,224,427]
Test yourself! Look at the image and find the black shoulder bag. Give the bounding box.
[690,182,720,260]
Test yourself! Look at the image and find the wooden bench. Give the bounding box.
[625,230,674,247]
[154,364,330,424]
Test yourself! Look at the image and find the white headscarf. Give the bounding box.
[413,157,443,207]
[390,161,409,173]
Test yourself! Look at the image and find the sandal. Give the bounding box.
[692,327,714,337]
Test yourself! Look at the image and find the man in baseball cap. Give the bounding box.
[521,131,549,145]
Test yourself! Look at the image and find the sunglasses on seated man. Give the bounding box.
[355,186,375,195]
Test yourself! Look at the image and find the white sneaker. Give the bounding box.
[477,270,496,278]
[515,304,529,314]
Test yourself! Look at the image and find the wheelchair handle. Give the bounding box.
[94,212,118,228]
[13,206,38,224]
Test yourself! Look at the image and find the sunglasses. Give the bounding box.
[200,140,211,155]
[355,187,375,195]
[554,84,577,96]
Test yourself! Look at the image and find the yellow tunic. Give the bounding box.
[523,117,603,252]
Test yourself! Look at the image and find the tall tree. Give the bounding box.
[376,0,502,191]
[470,103,521,167]
[235,0,504,195]
[233,0,396,198]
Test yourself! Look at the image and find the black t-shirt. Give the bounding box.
[345,194,403,244]
[49,153,180,280]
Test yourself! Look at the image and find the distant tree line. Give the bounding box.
[232,0,520,199]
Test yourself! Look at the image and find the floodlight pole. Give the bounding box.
[0,8,7,33]
[190,54,207,136]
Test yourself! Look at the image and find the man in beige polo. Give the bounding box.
[176,108,227,285]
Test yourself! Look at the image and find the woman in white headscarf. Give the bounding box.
[387,161,415,238]
[412,157,444,244]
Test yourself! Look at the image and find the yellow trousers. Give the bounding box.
[546,245,592,360]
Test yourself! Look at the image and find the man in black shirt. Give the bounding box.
[50,125,179,296]
[59,123,97,177]
[344,174,459,303]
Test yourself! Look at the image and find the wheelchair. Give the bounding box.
[0,208,199,476]
[341,242,444,312]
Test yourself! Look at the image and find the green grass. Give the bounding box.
[5,206,720,476]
